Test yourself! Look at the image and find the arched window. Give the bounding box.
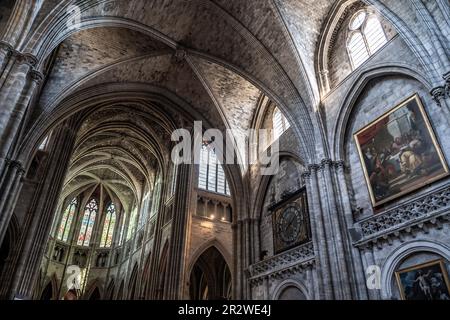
[347,10,387,69]
[100,203,116,248]
[77,199,98,246]
[57,198,77,242]
[38,133,51,151]
[198,144,230,196]
[273,107,291,140]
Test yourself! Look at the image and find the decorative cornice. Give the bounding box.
[355,184,450,247]
[247,242,314,285]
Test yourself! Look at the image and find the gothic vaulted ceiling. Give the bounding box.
[18,0,338,166]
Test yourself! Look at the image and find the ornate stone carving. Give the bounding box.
[5,158,26,175]
[431,86,446,107]
[248,242,314,284]
[12,51,38,68]
[29,70,44,84]
[356,185,450,246]
[0,41,13,58]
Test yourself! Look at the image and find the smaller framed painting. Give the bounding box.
[354,94,449,207]
[395,259,450,300]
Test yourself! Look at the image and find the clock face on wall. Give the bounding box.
[277,206,302,244]
[272,190,310,254]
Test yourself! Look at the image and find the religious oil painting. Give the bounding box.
[354,94,449,207]
[395,259,450,300]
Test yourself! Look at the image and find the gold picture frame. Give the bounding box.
[395,259,450,300]
[354,94,449,207]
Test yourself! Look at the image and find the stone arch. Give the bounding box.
[187,240,232,280]
[188,245,232,300]
[380,240,450,300]
[272,279,310,300]
[105,278,115,300]
[40,274,58,300]
[252,152,305,221]
[315,0,441,94]
[21,12,321,164]
[332,65,433,160]
[84,278,103,300]
[128,263,139,300]
[116,279,125,300]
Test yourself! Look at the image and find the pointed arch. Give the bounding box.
[188,245,232,300]
[128,263,139,300]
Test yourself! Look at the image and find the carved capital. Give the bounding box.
[319,158,333,170]
[12,51,38,68]
[334,160,346,170]
[301,170,311,180]
[29,69,44,84]
[431,86,446,107]
[0,41,13,57]
[5,158,26,175]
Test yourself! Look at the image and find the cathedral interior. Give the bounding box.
[0,0,449,301]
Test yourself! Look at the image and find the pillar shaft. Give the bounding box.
[8,119,77,299]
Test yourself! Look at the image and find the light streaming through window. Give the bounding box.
[78,199,98,246]
[347,11,387,69]
[198,144,230,196]
[273,107,291,141]
[100,203,116,248]
[57,198,77,242]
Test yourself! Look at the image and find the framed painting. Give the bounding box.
[395,259,450,300]
[354,94,449,207]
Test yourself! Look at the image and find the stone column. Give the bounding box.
[8,118,78,299]
[303,165,332,299]
[0,52,41,174]
[145,183,167,299]
[335,161,369,299]
[163,163,193,299]
[0,159,25,245]
[233,221,243,299]
[0,42,13,80]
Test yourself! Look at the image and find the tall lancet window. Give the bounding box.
[78,199,98,246]
[198,144,230,196]
[347,10,387,69]
[100,203,116,248]
[57,198,77,242]
[273,107,291,141]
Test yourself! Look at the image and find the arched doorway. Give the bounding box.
[128,263,139,300]
[40,282,54,300]
[277,286,307,300]
[89,287,101,300]
[189,247,232,300]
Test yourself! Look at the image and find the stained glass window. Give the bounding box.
[57,198,77,242]
[100,203,116,248]
[198,144,230,196]
[347,11,387,69]
[273,107,291,141]
[77,199,98,246]
[126,206,138,241]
